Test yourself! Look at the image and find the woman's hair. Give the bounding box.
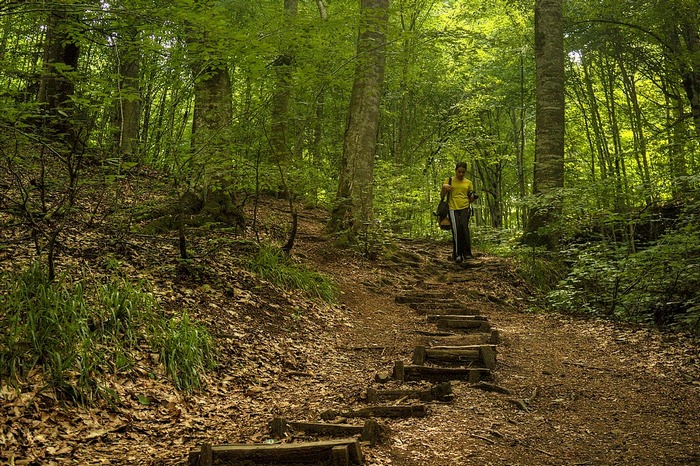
[455,161,467,170]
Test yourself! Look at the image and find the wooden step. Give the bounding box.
[436,318,491,332]
[412,345,497,369]
[426,314,487,323]
[269,417,381,445]
[395,292,454,304]
[189,437,363,466]
[411,304,480,315]
[320,404,428,420]
[365,382,453,403]
[392,360,491,383]
[421,329,501,346]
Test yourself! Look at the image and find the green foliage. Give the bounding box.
[513,247,568,294]
[373,160,441,237]
[530,204,700,332]
[0,263,216,403]
[245,244,338,303]
[151,311,216,392]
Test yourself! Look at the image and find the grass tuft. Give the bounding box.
[245,244,338,303]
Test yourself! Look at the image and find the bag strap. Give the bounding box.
[440,177,452,202]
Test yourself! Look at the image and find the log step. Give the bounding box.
[320,404,428,420]
[412,345,497,369]
[189,437,363,466]
[395,292,454,304]
[422,329,501,346]
[410,304,480,315]
[365,382,453,403]
[269,417,382,445]
[436,318,491,332]
[426,314,487,323]
[393,361,491,383]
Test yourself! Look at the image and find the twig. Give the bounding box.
[471,433,496,445]
[562,360,610,371]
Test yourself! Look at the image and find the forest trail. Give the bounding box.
[3,200,700,465]
[289,206,700,465]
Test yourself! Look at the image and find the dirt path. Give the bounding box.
[292,209,700,465]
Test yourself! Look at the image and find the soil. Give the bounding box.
[2,198,700,466]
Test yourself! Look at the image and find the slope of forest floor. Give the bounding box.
[2,196,700,465]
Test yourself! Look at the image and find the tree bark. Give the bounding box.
[112,27,141,162]
[37,5,81,146]
[525,0,565,249]
[270,0,298,163]
[328,0,389,234]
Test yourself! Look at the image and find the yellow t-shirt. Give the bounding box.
[444,177,473,210]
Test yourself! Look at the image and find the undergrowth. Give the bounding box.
[473,205,700,334]
[505,212,700,334]
[0,263,216,403]
[245,244,338,303]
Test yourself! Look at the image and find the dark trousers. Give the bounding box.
[449,207,472,259]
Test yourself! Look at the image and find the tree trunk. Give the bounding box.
[525,0,565,249]
[37,6,81,146]
[328,0,389,234]
[270,0,298,163]
[616,48,652,204]
[517,53,527,228]
[191,63,232,165]
[113,27,141,163]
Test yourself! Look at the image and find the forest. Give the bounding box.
[1,0,700,445]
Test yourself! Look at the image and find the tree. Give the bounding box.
[270,0,298,163]
[525,0,565,248]
[328,0,389,234]
[111,20,141,163]
[37,4,82,148]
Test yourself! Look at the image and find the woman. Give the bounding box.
[441,162,476,262]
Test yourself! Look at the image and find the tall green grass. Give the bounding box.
[0,263,216,403]
[245,244,338,303]
[153,311,215,392]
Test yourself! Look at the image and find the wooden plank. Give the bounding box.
[436,319,491,332]
[321,404,427,420]
[395,292,454,304]
[412,345,498,367]
[426,314,487,323]
[425,347,480,362]
[270,417,365,438]
[420,333,493,347]
[366,382,453,403]
[410,304,479,316]
[269,417,381,446]
[414,329,456,337]
[202,438,363,465]
[413,344,492,365]
[402,364,491,383]
[430,344,497,351]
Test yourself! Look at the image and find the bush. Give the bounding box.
[529,224,700,332]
